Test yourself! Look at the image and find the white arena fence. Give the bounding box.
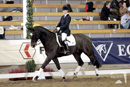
[0,69,130,80]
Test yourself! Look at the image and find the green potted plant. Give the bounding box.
[25,59,36,72]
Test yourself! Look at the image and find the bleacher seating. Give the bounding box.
[0,4,103,8]
[0,0,129,38]
[5,29,130,35]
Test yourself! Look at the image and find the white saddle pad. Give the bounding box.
[56,34,76,47]
[66,34,76,46]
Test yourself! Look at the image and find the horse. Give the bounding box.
[30,26,101,82]
[95,44,107,56]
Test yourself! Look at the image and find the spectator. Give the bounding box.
[100,1,111,20]
[109,0,121,20]
[121,8,130,29]
[101,1,119,28]
[111,0,122,10]
[0,27,5,39]
[119,2,128,16]
[1,0,22,21]
[122,0,130,7]
[2,0,14,21]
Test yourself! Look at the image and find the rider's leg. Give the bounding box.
[61,33,69,53]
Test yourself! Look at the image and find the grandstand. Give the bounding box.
[0,0,129,39]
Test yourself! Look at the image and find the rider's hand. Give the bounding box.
[56,27,60,31]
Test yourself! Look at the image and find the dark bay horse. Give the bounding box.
[30,26,101,81]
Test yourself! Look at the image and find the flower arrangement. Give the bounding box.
[9,69,27,81]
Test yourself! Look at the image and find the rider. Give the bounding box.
[56,5,71,54]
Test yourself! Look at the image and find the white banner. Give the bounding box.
[0,40,90,66]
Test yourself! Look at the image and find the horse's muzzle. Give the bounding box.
[31,45,35,48]
[31,42,36,48]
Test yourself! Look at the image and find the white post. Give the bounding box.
[23,0,27,39]
[66,0,68,4]
[3,0,5,4]
[46,0,48,4]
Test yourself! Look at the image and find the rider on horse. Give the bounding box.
[56,5,71,54]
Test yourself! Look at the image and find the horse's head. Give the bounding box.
[30,27,41,48]
[30,26,52,48]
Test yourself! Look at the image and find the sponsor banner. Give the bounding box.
[0,37,129,65]
[91,38,130,64]
[0,40,90,65]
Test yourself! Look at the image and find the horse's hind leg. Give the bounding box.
[53,58,66,82]
[83,46,101,79]
[73,53,84,80]
[88,54,100,79]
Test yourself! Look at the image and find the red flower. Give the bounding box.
[30,0,35,2]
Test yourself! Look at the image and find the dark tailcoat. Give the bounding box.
[57,14,71,36]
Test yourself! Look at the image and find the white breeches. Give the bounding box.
[61,33,67,41]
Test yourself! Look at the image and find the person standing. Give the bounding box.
[56,6,71,54]
[100,1,111,20]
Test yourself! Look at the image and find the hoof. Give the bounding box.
[62,79,66,82]
[97,76,100,80]
[61,77,66,82]
[32,76,38,82]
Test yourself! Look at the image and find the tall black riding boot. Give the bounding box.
[64,41,70,54]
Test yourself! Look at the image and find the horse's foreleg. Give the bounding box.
[73,66,81,80]
[33,56,52,81]
[74,66,81,75]
[59,69,65,82]
[73,53,84,80]
[53,58,66,82]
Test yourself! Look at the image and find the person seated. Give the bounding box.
[119,2,128,16]
[121,8,130,29]
[0,26,5,39]
[111,0,122,10]
[122,0,130,7]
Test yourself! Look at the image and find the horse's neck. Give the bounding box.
[41,28,51,34]
[40,30,55,46]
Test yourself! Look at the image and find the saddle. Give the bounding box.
[55,33,76,47]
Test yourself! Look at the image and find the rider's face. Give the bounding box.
[63,10,68,15]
